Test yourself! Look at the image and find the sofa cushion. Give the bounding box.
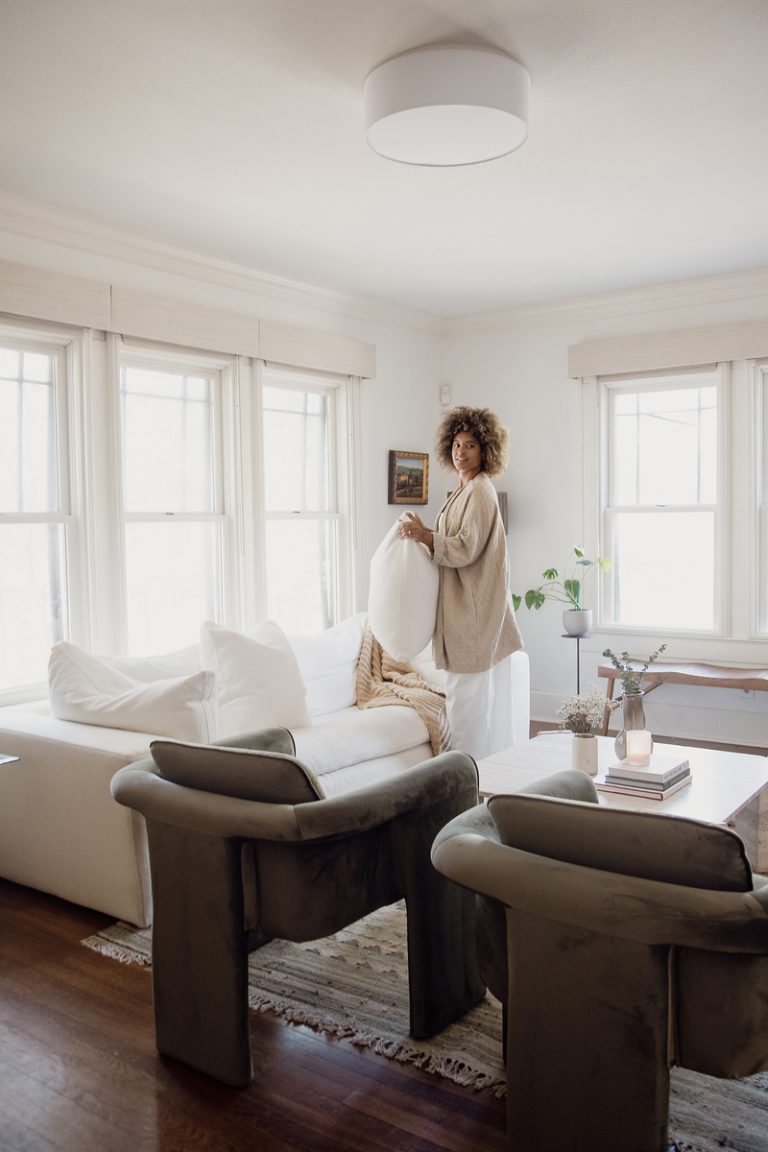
[291,704,429,777]
[367,517,438,661]
[48,642,218,742]
[200,619,310,738]
[289,613,365,717]
[151,738,323,803]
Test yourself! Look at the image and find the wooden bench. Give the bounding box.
[598,661,768,735]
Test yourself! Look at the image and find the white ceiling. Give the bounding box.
[2,0,768,319]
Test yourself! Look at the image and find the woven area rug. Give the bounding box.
[83,902,768,1151]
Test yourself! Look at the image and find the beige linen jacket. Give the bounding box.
[431,473,523,673]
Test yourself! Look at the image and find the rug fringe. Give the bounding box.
[81,936,152,968]
[362,1032,506,1096]
[248,992,506,1095]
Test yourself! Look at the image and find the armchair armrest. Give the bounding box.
[294,751,478,839]
[431,828,768,954]
[112,750,478,844]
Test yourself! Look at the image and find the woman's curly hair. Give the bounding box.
[435,406,509,477]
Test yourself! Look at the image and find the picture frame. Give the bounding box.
[388,450,429,505]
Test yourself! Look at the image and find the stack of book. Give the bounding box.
[597,754,692,800]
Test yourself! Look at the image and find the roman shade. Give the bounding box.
[568,316,768,378]
[0,258,376,378]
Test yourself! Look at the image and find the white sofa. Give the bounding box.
[0,614,530,926]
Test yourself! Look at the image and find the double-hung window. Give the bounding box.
[116,355,357,650]
[261,366,350,633]
[600,368,721,633]
[117,345,234,654]
[0,328,77,691]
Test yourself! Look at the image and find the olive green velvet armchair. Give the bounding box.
[431,768,768,1152]
[111,727,484,1087]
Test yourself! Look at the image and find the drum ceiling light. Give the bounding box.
[363,45,530,167]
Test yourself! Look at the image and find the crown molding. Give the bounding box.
[0,192,443,336]
[4,191,767,341]
[444,268,768,336]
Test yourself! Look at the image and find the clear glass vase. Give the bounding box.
[614,691,648,760]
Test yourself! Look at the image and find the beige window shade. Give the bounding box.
[0,259,376,378]
[568,317,768,378]
[0,259,110,329]
[259,318,375,378]
[110,288,261,360]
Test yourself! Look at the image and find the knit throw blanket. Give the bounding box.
[355,625,451,756]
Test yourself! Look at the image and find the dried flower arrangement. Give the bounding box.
[555,685,607,735]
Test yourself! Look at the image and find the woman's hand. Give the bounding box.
[398,513,434,551]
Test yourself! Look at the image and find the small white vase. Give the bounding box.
[571,733,598,775]
[563,609,592,637]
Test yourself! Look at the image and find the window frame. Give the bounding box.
[597,365,726,638]
[110,336,241,655]
[582,355,768,658]
[257,361,358,632]
[0,317,89,700]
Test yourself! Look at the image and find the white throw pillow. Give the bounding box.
[48,642,217,741]
[98,644,201,683]
[199,619,310,738]
[289,613,366,717]
[367,517,439,661]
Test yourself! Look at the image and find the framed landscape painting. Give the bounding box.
[388,450,429,505]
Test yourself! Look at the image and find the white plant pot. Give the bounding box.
[571,733,598,775]
[562,609,592,637]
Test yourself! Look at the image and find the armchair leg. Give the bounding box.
[504,909,671,1152]
[396,805,486,1038]
[146,821,252,1087]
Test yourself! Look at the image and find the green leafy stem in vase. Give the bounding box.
[601,643,667,697]
[512,547,611,613]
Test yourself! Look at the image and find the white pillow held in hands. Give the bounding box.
[367,515,439,661]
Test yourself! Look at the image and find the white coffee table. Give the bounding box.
[477,734,768,871]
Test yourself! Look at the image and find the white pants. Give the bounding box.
[444,656,515,760]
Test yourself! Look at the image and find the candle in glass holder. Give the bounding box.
[625,729,652,767]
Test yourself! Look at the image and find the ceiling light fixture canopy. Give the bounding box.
[364,44,530,167]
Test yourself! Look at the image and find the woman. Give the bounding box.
[398,406,523,758]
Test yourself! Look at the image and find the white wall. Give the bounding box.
[356,328,447,589]
[444,289,768,749]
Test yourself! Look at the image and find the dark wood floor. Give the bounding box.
[0,879,507,1152]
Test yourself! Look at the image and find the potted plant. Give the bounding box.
[512,547,611,637]
[555,685,606,774]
